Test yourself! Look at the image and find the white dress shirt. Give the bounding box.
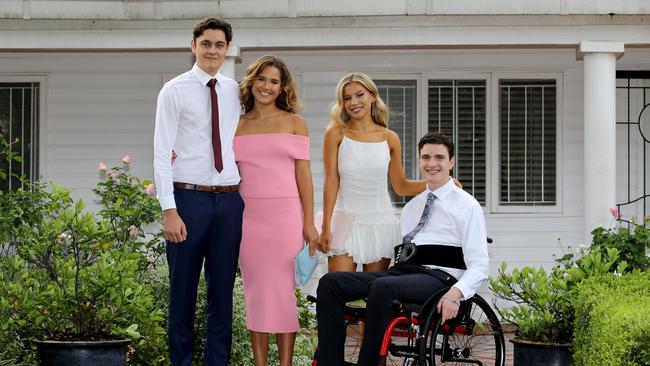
[400,178,489,299]
[153,63,241,210]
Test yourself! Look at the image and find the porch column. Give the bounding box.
[577,41,624,243]
[221,44,241,80]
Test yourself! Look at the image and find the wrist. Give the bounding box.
[442,296,460,306]
[163,209,178,217]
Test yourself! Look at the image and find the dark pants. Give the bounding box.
[316,265,453,366]
[167,189,244,366]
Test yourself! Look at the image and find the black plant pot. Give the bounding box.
[511,339,571,366]
[34,339,131,366]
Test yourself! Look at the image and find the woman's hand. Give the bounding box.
[303,223,319,256]
[453,178,462,189]
[317,229,332,254]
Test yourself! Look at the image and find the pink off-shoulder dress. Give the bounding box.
[233,133,310,333]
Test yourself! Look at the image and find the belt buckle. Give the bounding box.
[210,185,220,193]
[396,243,417,265]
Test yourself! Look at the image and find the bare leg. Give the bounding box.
[250,331,269,366]
[276,332,296,366]
[328,254,357,272]
[363,258,391,272]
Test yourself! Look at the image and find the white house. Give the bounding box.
[1,0,649,296]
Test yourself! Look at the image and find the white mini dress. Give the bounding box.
[332,136,401,264]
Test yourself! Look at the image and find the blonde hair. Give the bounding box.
[330,72,389,129]
[240,55,302,113]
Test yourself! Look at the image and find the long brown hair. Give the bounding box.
[330,72,389,129]
[240,55,302,113]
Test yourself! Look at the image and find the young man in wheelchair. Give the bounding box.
[316,132,489,366]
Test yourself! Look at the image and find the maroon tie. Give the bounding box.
[207,79,223,172]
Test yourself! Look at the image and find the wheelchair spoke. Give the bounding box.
[420,296,505,366]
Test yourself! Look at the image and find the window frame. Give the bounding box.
[422,72,492,212]
[358,71,564,215]
[0,74,47,184]
[370,73,422,206]
[490,72,564,214]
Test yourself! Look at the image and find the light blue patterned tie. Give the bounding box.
[402,192,436,244]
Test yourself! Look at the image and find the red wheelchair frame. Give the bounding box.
[311,287,506,366]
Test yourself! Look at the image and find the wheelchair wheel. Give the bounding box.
[419,295,505,366]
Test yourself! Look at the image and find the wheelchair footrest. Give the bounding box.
[388,343,419,358]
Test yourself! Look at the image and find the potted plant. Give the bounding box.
[489,246,624,366]
[0,154,167,366]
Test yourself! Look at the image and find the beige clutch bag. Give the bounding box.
[315,211,354,254]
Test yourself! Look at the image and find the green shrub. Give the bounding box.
[93,163,164,263]
[0,184,168,365]
[572,272,650,366]
[590,223,650,272]
[0,157,168,365]
[489,248,624,344]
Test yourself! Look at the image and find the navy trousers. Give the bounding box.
[167,189,244,366]
[316,265,452,366]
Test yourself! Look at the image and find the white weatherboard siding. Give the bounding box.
[0,52,189,208]
[2,0,650,19]
[2,47,650,296]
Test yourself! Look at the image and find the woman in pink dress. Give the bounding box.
[233,55,319,366]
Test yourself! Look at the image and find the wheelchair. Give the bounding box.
[311,242,506,366]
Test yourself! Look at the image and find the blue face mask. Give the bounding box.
[295,244,318,286]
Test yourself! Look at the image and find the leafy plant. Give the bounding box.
[489,247,624,344]
[0,137,23,182]
[590,222,650,272]
[0,157,168,365]
[93,158,164,265]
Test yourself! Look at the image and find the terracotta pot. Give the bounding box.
[511,338,571,366]
[33,339,130,366]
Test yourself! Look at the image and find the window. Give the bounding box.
[0,82,40,191]
[376,79,418,206]
[428,80,487,204]
[498,79,557,207]
[374,74,559,212]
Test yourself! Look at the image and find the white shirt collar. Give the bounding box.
[425,177,455,201]
[191,63,223,87]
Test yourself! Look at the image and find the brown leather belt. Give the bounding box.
[173,182,239,193]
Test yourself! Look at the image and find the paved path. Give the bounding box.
[343,326,516,365]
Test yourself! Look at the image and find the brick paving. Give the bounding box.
[343,325,516,365]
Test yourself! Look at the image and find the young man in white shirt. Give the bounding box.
[315,132,489,366]
[153,17,243,366]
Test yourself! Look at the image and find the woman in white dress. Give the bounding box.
[317,72,427,272]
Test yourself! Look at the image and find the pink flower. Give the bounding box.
[145,183,156,196]
[98,162,107,172]
[107,171,120,180]
[609,208,621,218]
[122,154,131,165]
[128,225,140,237]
